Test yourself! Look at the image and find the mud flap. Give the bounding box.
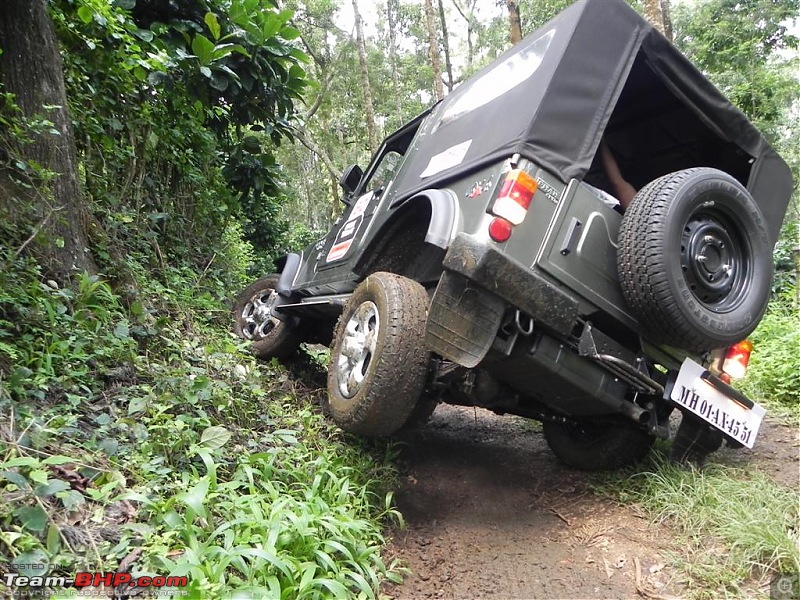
[425,271,505,368]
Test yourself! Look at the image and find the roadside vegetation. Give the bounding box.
[0,254,403,597]
[596,446,800,599]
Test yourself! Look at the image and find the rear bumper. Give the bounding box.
[442,233,579,337]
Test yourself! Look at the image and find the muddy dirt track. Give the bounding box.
[382,405,799,600]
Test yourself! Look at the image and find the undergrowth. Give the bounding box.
[596,449,800,599]
[740,290,800,418]
[0,254,403,598]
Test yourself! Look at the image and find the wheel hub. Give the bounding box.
[681,215,740,309]
[336,301,379,398]
[240,290,280,340]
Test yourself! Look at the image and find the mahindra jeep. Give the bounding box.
[233,0,793,469]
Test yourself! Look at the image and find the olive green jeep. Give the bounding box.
[234,0,792,469]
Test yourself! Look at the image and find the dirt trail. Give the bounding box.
[383,405,799,600]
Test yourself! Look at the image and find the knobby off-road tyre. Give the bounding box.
[232,275,303,359]
[543,419,654,471]
[618,168,772,353]
[326,272,431,437]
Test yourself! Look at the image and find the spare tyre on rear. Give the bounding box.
[617,168,772,353]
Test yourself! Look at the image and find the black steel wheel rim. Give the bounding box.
[680,208,749,312]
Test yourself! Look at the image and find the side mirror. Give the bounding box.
[339,164,363,199]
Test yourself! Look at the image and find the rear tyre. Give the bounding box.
[326,272,431,436]
[618,168,772,352]
[232,275,303,359]
[543,418,654,471]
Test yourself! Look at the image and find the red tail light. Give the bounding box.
[490,169,538,226]
[721,340,754,381]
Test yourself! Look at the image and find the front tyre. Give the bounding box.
[232,275,303,359]
[326,272,431,436]
[543,418,654,471]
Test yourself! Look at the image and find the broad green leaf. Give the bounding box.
[133,29,154,42]
[298,562,318,592]
[47,523,61,555]
[56,490,85,510]
[77,6,93,24]
[113,320,130,339]
[118,491,155,507]
[209,71,230,91]
[1,470,30,489]
[281,27,301,41]
[178,478,209,518]
[128,396,147,415]
[162,509,182,529]
[200,425,231,450]
[12,550,49,577]
[237,548,292,579]
[316,578,350,597]
[35,479,71,497]
[28,470,48,484]
[204,12,221,41]
[2,456,39,468]
[15,505,48,532]
[191,34,215,66]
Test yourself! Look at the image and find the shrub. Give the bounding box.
[741,290,800,413]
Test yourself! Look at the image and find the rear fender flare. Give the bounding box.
[394,188,459,249]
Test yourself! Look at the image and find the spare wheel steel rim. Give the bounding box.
[680,209,748,312]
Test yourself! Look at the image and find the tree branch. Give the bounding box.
[291,126,341,182]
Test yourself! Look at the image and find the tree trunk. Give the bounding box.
[386,0,404,124]
[644,0,673,42]
[660,0,673,42]
[438,0,454,91]
[351,0,378,153]
[424,0,445,101]
[451,0,477,68]
[507,1,523,45]
[0,0,96,280]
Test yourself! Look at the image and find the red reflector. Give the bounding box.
[722,339,754,380]
[488,217,513,242]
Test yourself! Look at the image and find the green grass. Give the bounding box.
[0,259,405,599]
[597,450,800,598]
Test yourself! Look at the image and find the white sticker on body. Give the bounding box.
[420,140,472,178]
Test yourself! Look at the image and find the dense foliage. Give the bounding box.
[46,0,309,281]
[0,253,402,597]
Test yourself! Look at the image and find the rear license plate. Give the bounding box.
[670,358,765,449]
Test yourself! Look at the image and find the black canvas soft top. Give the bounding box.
[390,0,792,246]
